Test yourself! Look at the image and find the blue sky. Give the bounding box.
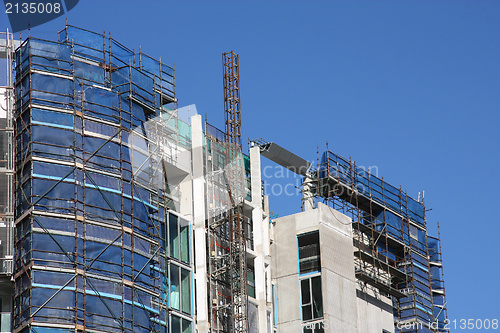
[2,0,500,327]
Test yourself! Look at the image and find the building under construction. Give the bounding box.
[0,25,447,333]
[255,142,448,332]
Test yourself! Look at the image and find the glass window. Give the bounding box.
[169,263,192,315]
[169,213,179,260]
[302,321,324,333]
[301,279,312,321]
[247,267,255,298]
[298,231,321,275]
[182,318,192,333]
[300,276,323,322]
[161,222,166,249]
[181,268,191,314]
[167,213,191,264]
[311,277,323,318]
[170,264,179,310]
[169,314,192,333]
[409,224,418,240]
[180,217,189,263]
[170,315,180,333]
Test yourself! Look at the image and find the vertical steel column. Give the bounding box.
[223,51,248,333]
[223,51,241,148]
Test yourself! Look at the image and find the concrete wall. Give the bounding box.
[356,287,394,333]
[271,209,304,330]
[318,204,358,333]
[272,203,357,332]
[249,146,273,333]
[272,203,394,333]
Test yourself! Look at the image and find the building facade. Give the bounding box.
[0,25,446,333]
[271,203,394,333]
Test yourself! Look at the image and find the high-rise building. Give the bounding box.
[0,25,447,333]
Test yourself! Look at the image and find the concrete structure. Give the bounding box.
[255,142,448,333]
[271,203,393,333]
[0,25,447,333]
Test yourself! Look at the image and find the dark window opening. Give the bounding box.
[298,231,320,274]
[247,262,255,298]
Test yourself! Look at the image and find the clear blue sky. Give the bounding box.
[2,0,499,327]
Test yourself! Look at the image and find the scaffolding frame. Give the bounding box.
[303,146,449,333]
[0,29,15,277]
[201,50,249,333]
[205,121,248,333]
[12,24,194,333]
[223,51,241,148]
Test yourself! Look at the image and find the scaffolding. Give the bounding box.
[203,50,248,333]
[205,121,248,333]
[0,30,15,277]
[12,24,194,333]
[427,223,448,331]
[223,51,241,148]
[303,147,449,333]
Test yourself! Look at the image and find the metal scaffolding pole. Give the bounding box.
[223,51,241,148]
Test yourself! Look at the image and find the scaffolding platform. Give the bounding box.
[355,269,406,299]
[353,249,408,282]
[352,221,406,252]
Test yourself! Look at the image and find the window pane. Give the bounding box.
[161,221,166,249]
[170,315,181,333]
[410,224,418,240]
[311,276,323,319]
[181,268,191,314]
[170,264,179,310]
[180,218,189,263]
[182,318,192,333]
[247,268,255,298]
[302,305,312,321]
[169,213,179,259]
[300,279,310,305]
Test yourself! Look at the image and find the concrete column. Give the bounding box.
[262,195,270,256]
[249,146,271,332]
[179,175,192,217]
[250,146,262,207]
[302,175,315,211]
[191,115,209,333]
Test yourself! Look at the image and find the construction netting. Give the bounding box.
[13,25,193,333]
